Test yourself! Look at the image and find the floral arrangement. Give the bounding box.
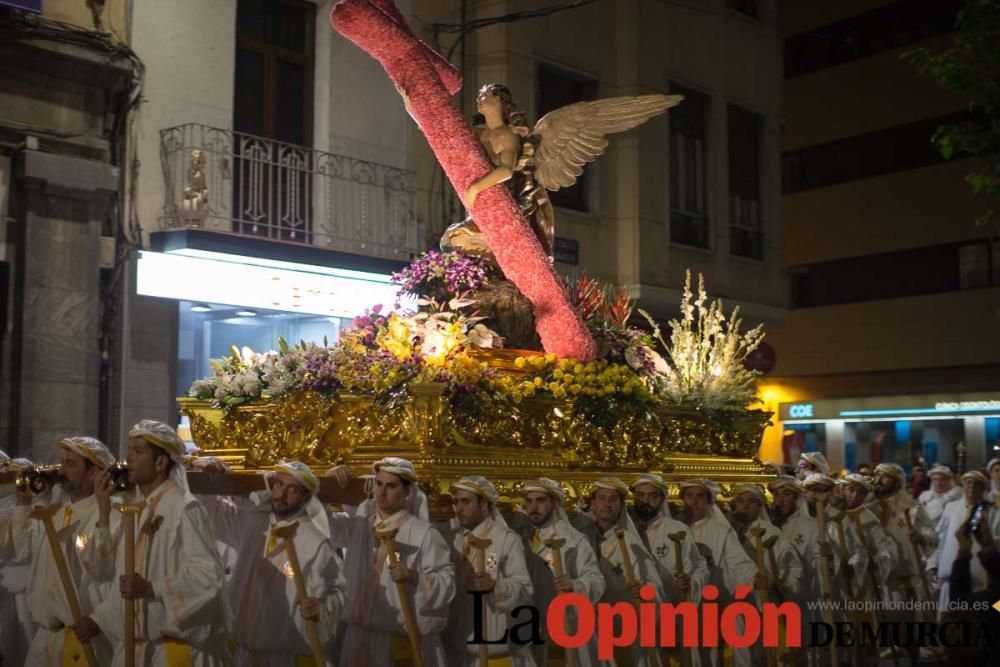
[640,271,765,415]
[189,248,764,423]
[391,250,497,303]
[189,304,501,409]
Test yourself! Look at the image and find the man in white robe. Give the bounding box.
[838,473,899,666]
[518,477,605,667]
[572,477,665,667]
[1,452,35,667]
[769,476,827,667]
[918,464,962,525]
[727,483,804,667]
[444,475,536,667]
[927,470,1000,617]
[76,419,232,667]
[801,473,868,598]
[795,452,829,481]
[326,457,455,666]
[628,474,707,605]
[987,458,1000,505]
[727,484,802,602]
[868,463,938,602]
[201,459,345,665]
[10,437,117,666]
[837,474,897,595]
[868,462,938,663]
[678,479,759,667]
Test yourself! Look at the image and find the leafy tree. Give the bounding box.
[905,0,1000,230]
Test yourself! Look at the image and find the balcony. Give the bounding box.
[159,123,424,261]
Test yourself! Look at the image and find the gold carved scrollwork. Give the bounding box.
[179,388,774,518]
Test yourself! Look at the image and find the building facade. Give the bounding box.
[762,0,1000,472]
[1,0,788,461]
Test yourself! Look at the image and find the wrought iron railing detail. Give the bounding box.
[160,123,422,260]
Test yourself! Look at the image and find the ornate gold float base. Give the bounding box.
[180,382,772,519]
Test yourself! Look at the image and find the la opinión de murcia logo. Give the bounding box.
[469,584,798,660]
[467,585,998,659]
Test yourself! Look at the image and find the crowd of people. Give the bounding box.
[1,425,999,666]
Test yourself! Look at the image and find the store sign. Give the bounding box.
[934,400,1000,412]
[136,250,412,318]
[788,403,814,419]
[1,1,42,12]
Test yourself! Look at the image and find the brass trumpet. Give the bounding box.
[15,464,65,496]
[106,462,132,493]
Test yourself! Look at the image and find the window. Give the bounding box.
[784,0,964,78]
[791,239,998,308]
[959,243,990,289]
[782,112,968,194]
[728,104,764,260]
[233,0,316,242]
[726,0,758,19]
[669,83,709,248]
[234,0,315,144]
[536,62,599,212]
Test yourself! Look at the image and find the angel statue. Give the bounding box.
[441,83,683,261]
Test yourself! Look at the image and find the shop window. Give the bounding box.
[536,62,599,213]
[669,83,710,248]
[177,301,349,399]
[782,423,826,467]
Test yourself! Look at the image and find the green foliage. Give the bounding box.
[904,0,1000,230]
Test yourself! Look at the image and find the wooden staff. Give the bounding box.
[466,533,493,667]
[376,527,424,667]
[749,527,777,667]
[762,536,780,592]
[114,501,145,667]
[614,528,661,667]
[901,508,932,602]
[667,531,692,667]
[814,496,839,667]
[30,504,100,667]
[271,521,326,666]
[544,537,575,667]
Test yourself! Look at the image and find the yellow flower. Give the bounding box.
[533,377,543,386]
[553,369,564,380]
[569,384,582,395]
[545,353,557,363]
[553,386,567,398]
[548,382,561,392]
[604,384,616,394]
[514,357,527,369]
[562,374,574,384]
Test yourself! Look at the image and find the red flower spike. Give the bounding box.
[329,0,597,361]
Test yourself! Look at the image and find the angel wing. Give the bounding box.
[532,94,683,191]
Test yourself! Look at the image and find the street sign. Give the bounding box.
[553,236,579,265]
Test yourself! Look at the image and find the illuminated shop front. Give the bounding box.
[777,393,1000,473]
[138,230,414,401]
